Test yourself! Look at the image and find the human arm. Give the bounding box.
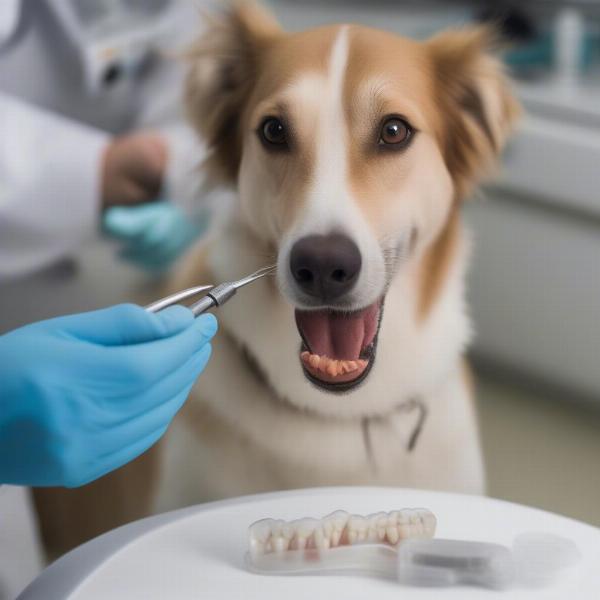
[0,304,216,487]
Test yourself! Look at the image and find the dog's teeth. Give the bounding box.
[303,354,368,378]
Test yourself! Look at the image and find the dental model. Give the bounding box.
[248,508,436,557]
[247,512,580,591]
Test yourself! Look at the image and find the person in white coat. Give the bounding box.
[0,94,173,278]
[0,2,215,597]
[0,0,210,283]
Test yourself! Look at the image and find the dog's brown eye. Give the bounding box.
[260,117,287,147]
[379,117,412,147]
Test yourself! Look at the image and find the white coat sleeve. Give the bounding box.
[0,93,109,280]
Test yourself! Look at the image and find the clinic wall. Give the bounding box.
[465,193,600,404]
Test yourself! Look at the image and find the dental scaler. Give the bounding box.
[145,265,276,316]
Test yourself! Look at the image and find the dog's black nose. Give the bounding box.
[290,234,362,301]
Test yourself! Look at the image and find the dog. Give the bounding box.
[151,0,520,511]
[31,2,521,559]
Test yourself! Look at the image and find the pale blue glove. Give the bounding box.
[0,304,217,488]
[103,201,207,272]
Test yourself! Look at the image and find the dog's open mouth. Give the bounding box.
[295,299,383,392]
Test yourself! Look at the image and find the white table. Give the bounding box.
[19,487,600,599]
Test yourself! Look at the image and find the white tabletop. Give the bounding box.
[19,487,600,599]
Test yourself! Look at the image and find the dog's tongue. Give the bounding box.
[295,303,380,360]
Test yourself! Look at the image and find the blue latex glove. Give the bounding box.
[103,201,207,272]
[0,304,217,488]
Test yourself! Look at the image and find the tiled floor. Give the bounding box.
[477,375,600,527]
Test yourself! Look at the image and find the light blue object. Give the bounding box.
[504,31,554,71]
[103,201,207,272]
[0,304,217,487]
[504,29,600,74]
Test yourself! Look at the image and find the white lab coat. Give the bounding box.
[0,93,108,279]
[0,0,208,283]
[0,1,210,597]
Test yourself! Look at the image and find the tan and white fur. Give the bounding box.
[155,2,520,510]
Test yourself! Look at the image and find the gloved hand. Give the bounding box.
[103,201,206,272]
[0,304,217,488]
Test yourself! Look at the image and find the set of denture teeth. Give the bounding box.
[301,352,368,376]
[248,508,436,556]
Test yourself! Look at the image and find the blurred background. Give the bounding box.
[1,0,598,539]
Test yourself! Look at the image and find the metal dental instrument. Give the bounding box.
[145,265,276,317]
[145,284,214,314]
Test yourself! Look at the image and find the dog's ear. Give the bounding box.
[427,27,521,199]
[184,1,282,184]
